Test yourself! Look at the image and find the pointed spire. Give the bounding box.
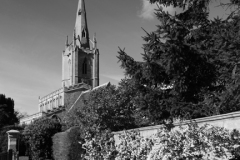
[75,0,90,49]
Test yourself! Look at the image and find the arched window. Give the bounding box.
[82,58,87,74]
[56,98,58,107]
[59,96,62,106]
[68,60,71,80]
[78,9,82,15]
[45,103,47,112]
[82,29,86,38]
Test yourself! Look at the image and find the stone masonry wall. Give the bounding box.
[114,111,240,144]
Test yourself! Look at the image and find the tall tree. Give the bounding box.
[117,0,240,125]
[0,94,18,129]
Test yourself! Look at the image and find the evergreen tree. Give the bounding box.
[0,94,18,129]
[117,0,240,125]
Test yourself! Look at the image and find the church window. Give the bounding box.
[82,58,87,74]
[78,9,82,15]
[59,96,62,106]
[82,29,86,38]
[68,60,71,79]
[56,98,58,107]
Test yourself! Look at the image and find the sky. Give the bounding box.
[0,0,231,115]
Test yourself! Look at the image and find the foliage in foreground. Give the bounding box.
[52,126,84,160]
[116,0,240,125]
[65,85,137,132]
[82,122,240,160]
[23,117,62,160]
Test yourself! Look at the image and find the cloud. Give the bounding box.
[139,0,157,20]
[139,0,175,20]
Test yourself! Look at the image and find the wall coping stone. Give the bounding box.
[113,110,240,135]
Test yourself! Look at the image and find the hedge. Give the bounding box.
[23,118,62,160]
[52,126,84,160]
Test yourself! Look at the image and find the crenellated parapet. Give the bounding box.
[19,112,47,125]
[39,88,64,113]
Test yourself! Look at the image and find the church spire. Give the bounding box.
[75,0,90,49]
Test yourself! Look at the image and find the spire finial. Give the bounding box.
[75,0,90,49]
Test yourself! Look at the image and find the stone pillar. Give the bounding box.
[7,130,20,160]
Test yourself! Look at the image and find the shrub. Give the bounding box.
[115,130,154,160]
[52,126,84,160]
[148,123,240,160]
[23,118,62,160]
[82,129,153,160]
[82,129,117,160]
[82,122,240,160]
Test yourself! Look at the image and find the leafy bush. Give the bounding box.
[82,122,240,160]
[116,130,154,160]
[148,123,240,160]
[52,126,84,160]
[65,85,137,132]
[23,117,62,160]
[82,129,154,160]
[82,129,117,160]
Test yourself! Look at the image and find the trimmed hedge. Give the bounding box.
[52,126,84,160]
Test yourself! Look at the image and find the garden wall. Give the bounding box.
[114,111,240,144]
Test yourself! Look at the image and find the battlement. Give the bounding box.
[39,88,64,102]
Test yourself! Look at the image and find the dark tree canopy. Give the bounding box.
[0,94,18,129]
[117,0,240,125]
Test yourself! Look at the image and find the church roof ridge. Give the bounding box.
[67,82,111,113]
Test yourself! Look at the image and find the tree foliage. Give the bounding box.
[0,94,18,129]
[23,117,62,160]
[66,85,137,132]
[117,0,240,124]
[82,122,240,160]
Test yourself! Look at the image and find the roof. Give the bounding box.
[67,82,111,112]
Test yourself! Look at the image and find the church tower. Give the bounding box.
[62,0,99,88]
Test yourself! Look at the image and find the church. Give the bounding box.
[20,0,109,125]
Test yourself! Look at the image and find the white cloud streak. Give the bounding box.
[139,0,175,20]
[139,0,157,20]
